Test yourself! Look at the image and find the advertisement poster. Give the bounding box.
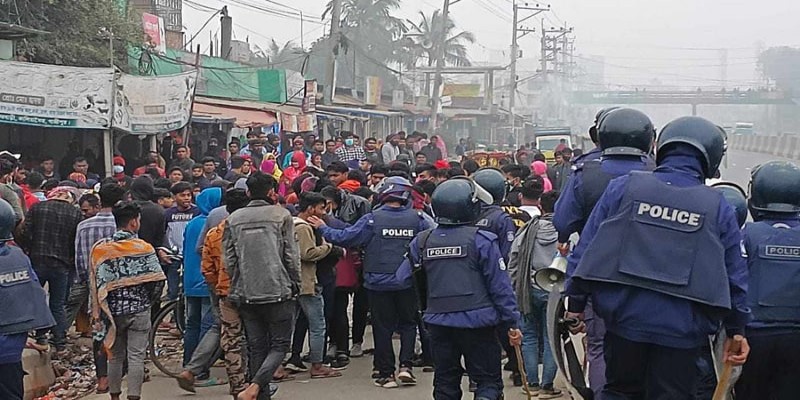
[142,13,167,55]
[365,76,382,106]
[0,61,113,129]
[113,71,197,134]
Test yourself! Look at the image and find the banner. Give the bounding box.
[302,80,317,113]
[142,13,167,55]
[0,61,114,129]
[443,84,481,97]
[113,71,197,134]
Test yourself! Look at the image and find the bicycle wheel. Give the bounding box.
[149,299,185,378]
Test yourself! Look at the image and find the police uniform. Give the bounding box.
[320,204,432,381]
[565,141,749,399]
[0,244,55,399]
[397,225,520,400]
[475,204,517,259]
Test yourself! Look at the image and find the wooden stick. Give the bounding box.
[513,343,533,400]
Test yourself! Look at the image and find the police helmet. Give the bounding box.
[375,176,413,204]
[0,200,15,242]
[589,106,621,143]
[710,181,748,226]
[657,116,726,179]
[431,177,494,225]
[596,108,655,153]
[471,168,506,205]
[748,161,800,214]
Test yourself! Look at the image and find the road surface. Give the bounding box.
[82,149,791,400]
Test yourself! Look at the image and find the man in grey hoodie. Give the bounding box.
[507,191,563,399]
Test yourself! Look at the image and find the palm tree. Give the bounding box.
[404,10,475,68]
[323,0,406,60]
[253,39,306,71]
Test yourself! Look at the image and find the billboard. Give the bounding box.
[142,13,167,55]
[113,70,197,134]
[365,76,382,106]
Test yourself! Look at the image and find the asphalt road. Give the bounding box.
[81,149,792,400]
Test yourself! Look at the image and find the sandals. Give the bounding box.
[310,367,343,379]
[272,374,295,382]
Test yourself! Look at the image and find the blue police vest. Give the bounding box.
[578,155,654,227]
[476,204,513,238]
[0,245,55,335]
[572,172,730,309]
[422,226,494,314]
[743,221,800,326]
[364,207,422,274]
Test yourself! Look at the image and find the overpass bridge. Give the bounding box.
[569,90,798,115]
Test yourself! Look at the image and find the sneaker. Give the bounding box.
[539,387,563,399]
[349,343,364,358]
[397,367,416,385]
[329,355,349,370]
[468,379,477,392]
[371,370,381,379]
[284,357,308,373]
[269,383,279,396]
[374,375,399,388]
[522,384,540,396]
[512,372,523,387]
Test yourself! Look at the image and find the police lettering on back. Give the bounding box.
[636,202,701,227]
[0,269,29,285]
[382,228,415,237]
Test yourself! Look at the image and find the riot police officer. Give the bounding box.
[0,200,54,399]
[395,177,521,400]
[553,107,656,395]
[571,106,621,167]
[565,116,750,399]
[710,181,749,227]
[309,177,433,388]
[735,161,800,400]
[471,168,518,259]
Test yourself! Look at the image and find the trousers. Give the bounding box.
[239,300,295,400]
[428,324,503,400]
[108,310,150,398]
[368,288,417,376]
[735,331,800,400]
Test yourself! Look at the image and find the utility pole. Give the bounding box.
[508,2,548,146]
[220,6,232,59]
[428,0,456,132]
[325,0,343,105]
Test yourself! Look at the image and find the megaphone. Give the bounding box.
[534,253,568,293]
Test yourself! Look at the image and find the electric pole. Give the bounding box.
[428,0,457,132]
[508,2,548,146]
[325,0,343,105]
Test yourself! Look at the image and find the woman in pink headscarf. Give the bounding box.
[260,153,285,194]
[431,135,448,160]
[531,161,553,192]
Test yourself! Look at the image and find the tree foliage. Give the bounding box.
[758,46,800,92]
[403,10,475,69]
[2,0,142,69]
[252,39,307,72]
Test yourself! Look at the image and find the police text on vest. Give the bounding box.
[426,246,463,258]
[765,245,800,258]
[0,269,30,284]
[382,228,415,237]
[637,202,701,226]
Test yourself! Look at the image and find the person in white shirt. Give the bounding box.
[518,178,544,218]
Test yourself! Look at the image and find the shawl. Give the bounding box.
[511,217,540,315]
[89,230,165,351]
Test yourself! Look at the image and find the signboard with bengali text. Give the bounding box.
[113,71,197,134]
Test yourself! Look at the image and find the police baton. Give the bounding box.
[509,329,533,400]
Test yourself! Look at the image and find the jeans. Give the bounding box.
[735,332,800,400]
[186,293,221,377]
[164,260,181,301]
[34,265,70,348]
[108,310,150,398]
[298,294,326,363]
[352,286,369,344]
[602,331,701,400]
[239,300,295,399]
[64,281,88,329]
[368,288,417,376]
[331,288,368,354]
[219,298,247,394]
[520,289,557,388]
[428,324,503,400]
[0,362,24,400]
[184,296,212,366]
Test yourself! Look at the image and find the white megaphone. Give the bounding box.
[534,253,568,293]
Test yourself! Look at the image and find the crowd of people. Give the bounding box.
[0,107,797,400]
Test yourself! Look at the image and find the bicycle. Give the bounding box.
[149,248,186,377]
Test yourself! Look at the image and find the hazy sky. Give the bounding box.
[183,0,800,89]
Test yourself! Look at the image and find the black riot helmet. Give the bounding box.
[656,116,726,179]
[748,161,800,215]
[431,177,494,226]
[0,200,15,242]
[596,108,655,153]
[589,106,621,143]
[710,181,749,226]
[471,167,506,205]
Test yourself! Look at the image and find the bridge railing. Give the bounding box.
[728,134,800,160]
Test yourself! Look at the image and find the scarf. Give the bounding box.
[513,216,540,315]
[89,230,165,351]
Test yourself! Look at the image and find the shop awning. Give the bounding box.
[317,105,404,118]
[192,102,276,128]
